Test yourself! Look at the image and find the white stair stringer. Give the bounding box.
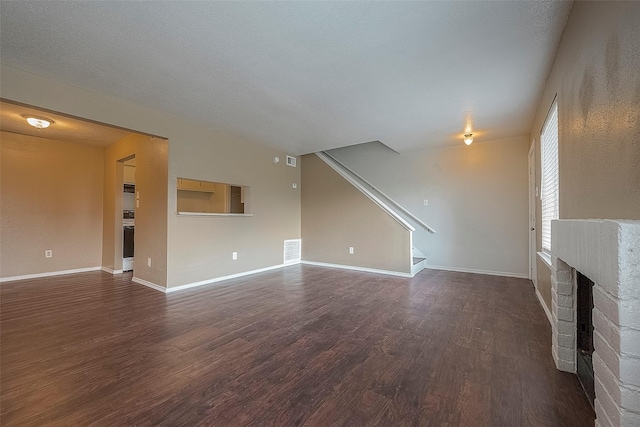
[315,152,415,233]
[411,247,427,276]
[318,151,436,234]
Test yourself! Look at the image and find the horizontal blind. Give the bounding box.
[541,101,558,252]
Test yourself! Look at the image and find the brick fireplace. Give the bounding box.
[550,220,640,427]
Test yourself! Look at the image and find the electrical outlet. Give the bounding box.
[349,247,354,254]
[45,250,53,258]
[136,200,140,208]
[232,252,238,260]
[423,199,429,206]
[147,257,152,267]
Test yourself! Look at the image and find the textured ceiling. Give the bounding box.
[0,1,572,154]
[0,101,132,147]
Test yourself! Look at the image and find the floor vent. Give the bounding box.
[283,239,301,264]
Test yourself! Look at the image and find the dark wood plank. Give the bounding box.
[0,266,595,426]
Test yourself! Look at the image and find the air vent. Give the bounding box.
[286,155,297,167]
[283,239,301,264]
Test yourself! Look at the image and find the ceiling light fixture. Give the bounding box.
[25,116,53,129]
[464,133,473,145]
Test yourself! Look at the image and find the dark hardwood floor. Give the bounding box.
[1,266,594,426]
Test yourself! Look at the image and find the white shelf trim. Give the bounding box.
[177,212,254,217]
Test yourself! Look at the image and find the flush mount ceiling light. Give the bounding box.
[25,116,53,129]
[464,133,473,145]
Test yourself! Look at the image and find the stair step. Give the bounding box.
[412,257,426,265]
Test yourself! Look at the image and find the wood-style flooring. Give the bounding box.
[1,266,594,426]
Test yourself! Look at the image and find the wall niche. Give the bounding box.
[177,178,249,215]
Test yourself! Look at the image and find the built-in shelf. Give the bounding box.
[177,212,254,217]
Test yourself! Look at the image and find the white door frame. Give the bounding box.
[528,141,537,285]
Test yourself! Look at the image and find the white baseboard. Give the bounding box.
[534,285,553,326]
[132,277,166,293]
[0,266,102,283]
[101,267,123,275]
[166,263,294,293]
[301,260,412,278]
[423,264,529,279]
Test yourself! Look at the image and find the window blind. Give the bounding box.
[541,101,558,252]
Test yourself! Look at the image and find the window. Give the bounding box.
[540,101,558,252]
[177,178,249,215]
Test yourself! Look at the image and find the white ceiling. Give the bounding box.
[0,1,572,154]
[0,101,133,147]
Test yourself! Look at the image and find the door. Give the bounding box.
[528,142,537,285]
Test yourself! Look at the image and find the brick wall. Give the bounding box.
[551,220,640,427]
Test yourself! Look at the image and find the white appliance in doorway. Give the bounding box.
[123,183,135,272]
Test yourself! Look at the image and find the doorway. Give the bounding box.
[120,156,136,272]
[528,141,537,285]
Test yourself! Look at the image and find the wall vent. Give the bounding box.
[283,239,301,264]
[286,155,297,167]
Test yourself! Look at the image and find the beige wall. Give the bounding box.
[0,131,103,277]
[177,190,211,213]
[168,129,300,287]
[328,136,530,277]
[536,257,552,309]
[301,154,412,274]
[134,136,168,287]
[1,64,300,288]
[210,183,229,213]
[530,2,640,311]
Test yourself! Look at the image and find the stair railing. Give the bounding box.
[317,151,436,234]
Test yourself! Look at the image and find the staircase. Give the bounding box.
[412,247,428,276]
[316,151,435,277]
